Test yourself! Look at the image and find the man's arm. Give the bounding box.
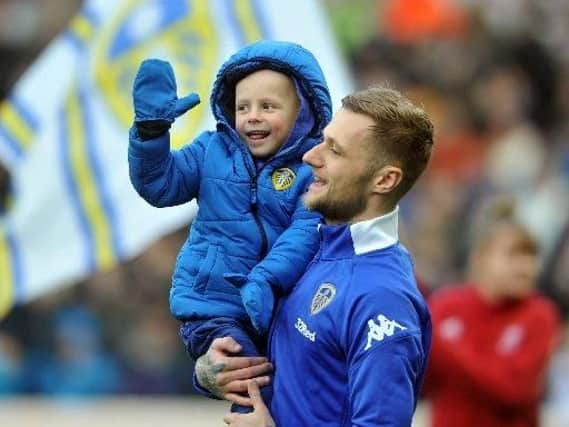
[348,334,424,426]
[193,337,272,406]
[343,283,429,426]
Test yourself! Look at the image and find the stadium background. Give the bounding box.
[0,0,568,425]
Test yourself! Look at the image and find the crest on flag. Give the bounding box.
[94,0,217,149]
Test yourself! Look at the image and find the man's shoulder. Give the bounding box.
[351,246,419,297]
[344,261,428,327]
[339,267,430,358]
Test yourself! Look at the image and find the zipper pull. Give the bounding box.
[250,180,257,205]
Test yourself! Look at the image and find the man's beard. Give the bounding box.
[304,180,369,224]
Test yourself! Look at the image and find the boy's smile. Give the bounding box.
[235,69,300,159]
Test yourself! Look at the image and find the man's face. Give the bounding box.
[302,108,376,224]
[235,70,300,159]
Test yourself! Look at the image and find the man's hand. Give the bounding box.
[223,380,276,427]
[195,337,272,406]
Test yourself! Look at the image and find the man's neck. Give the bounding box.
[319,206,400,256]
[322,198,397,225]
[347,205,397,225]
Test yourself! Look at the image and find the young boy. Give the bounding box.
[128,40,332,404]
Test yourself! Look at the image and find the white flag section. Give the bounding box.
[0,0,353,316]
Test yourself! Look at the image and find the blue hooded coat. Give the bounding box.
[128,40,332,332]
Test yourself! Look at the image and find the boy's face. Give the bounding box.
[235,70,300,159]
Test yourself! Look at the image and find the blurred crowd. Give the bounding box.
[0,0,568,417]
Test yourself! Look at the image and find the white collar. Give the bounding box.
[349,206,399,255]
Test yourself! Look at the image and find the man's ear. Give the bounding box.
[371,165,403,195]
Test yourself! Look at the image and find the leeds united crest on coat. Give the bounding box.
[272,168,296,191]
[310,283,336,315]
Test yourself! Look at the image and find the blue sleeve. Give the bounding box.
[344,289,426,426]
[128,126,211,207]
[248,187,321,294]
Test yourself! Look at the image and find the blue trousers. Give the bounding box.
[180,317,272,413]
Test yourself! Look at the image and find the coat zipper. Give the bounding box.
[250,176,268,259]
[225,125,270,261]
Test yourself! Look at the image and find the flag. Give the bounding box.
[0,0,353,317]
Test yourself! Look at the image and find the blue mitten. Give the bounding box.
[132,59,200,123]
[224,273,274,335]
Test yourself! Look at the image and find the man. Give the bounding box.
[197,85,435,426]
[423,198,561,427]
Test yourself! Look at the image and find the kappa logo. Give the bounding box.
[271,168,296,191]
[364,314,407,351]
[310,283,336,315]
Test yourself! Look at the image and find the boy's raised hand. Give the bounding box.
[132,59,200,124]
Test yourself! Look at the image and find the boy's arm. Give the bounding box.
[225,182,320,334]
[128,128,210,207]
[242,163,322,295]
[249,195,320,293]
[227,191,320,334]
[129,58,206,207]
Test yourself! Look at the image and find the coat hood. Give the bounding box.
[210,40,333,140]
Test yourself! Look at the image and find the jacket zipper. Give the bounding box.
[250,176,268,259]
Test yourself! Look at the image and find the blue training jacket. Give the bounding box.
[268,208,432,426]
[128,40,332,323]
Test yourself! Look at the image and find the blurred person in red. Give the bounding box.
[423,197,561,427]
[380,0,468,44]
